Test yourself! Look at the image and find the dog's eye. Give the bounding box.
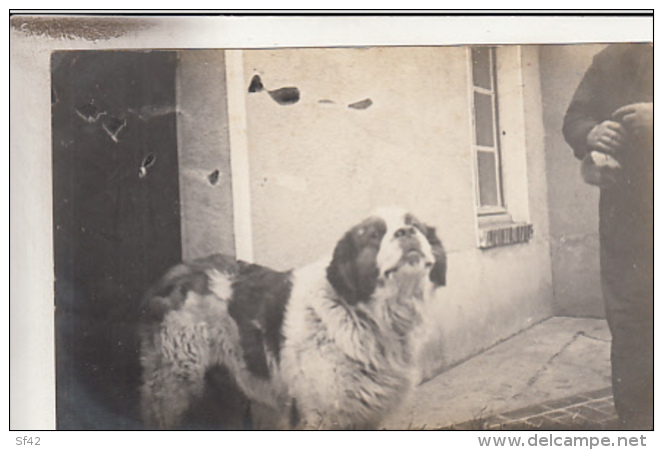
[394,229,406,238]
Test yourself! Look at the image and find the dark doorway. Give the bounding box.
[52,51,182,429]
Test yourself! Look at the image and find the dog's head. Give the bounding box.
[326,208,447,305]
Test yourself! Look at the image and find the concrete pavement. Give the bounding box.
[382,317,615,430]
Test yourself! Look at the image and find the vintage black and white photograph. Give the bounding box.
[10,14,654,434]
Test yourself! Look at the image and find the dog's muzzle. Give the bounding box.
[384,238,433,279]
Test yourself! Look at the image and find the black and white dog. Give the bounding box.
[139,208,446,429]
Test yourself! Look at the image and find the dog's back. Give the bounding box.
[139,254,290,429]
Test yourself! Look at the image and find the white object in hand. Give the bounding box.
[581,151,622,187]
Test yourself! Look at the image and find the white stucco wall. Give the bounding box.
[241,46,554,377]
[243,47,476,269]
[539,44,607,318]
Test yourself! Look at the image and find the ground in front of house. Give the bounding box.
[382,317,617,430]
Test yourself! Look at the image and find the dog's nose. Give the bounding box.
[394,226,417,239]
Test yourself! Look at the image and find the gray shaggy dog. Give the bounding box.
[139,208,446,430]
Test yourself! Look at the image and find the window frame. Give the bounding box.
[467,45,536,249]
[469,46,509,218]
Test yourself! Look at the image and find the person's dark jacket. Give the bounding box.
[563,43,653,255]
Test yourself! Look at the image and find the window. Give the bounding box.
[468,46,535,249]
[470,47,505,215]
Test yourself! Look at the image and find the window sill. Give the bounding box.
[477,220,534,249]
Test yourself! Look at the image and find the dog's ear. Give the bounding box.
[423,224,447,287]
[327,227,380,305]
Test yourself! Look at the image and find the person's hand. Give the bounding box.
[586,120,625,155]
[612,102,653,136]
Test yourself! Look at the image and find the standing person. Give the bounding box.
[562,43,653,430]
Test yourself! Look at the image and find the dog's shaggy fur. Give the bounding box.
[139,208,446,430]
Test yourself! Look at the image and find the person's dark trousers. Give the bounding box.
[601,245,653,430]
